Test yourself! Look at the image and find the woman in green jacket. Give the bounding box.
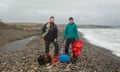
[64,17,79,55]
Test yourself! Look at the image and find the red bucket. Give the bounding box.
[72,40,84,58]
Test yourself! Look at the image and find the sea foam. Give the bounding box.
[78,28,120,57]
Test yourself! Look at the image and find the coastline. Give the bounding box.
[0,29,40,45]
[79,32,120,71]
[80,32,120,59]
[0,29,120,72]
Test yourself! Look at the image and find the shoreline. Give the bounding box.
[80,32,120,59]
[0,23,41,45]
[78,28,120,58]
[0,29,40,46]
[0,30,120,72]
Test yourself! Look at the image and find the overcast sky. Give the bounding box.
[0,0,120,26]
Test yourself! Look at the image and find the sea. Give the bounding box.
[78,28,120,57]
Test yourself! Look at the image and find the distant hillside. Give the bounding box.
[0,20,20,30]
[0,20,5,26]
[78,24,116,28]
[0,20,8,29]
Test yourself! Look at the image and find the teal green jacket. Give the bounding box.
[64,23,79,39]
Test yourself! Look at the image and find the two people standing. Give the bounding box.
[41,16,79,60]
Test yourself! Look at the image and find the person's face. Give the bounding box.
[49,18,54,23]
[69,20,74,24]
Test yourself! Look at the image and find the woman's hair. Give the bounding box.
[69,17,74,20]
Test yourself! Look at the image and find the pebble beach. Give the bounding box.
[0,27,120,72]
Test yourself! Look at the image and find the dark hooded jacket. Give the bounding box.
[42,22,58,41]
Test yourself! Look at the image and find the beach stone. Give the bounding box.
[0,30,120,72]
[64,68,70,72]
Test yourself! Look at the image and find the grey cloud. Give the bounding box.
[0,0,120,26]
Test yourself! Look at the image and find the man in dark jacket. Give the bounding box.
[42,16,59,58]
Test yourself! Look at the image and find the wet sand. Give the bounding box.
[0,27,120,72]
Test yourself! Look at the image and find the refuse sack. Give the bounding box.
[72,40,84,58]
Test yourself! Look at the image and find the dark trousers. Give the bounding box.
[45,40,59,56]
[65,38,75,54]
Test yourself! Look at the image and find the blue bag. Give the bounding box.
[59,54,70,63]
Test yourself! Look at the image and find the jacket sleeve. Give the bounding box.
[74,24,79,39]
[42,24,46,33]
[54,25,58,39]
[64,25,67,39]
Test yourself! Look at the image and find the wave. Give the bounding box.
[78,28,120,57]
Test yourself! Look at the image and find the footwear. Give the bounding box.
[71,58,77,64]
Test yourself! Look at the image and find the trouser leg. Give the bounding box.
[71,38,75,44]
[45,40,51,54]
[65,38,76,55]
[71,39,77,58]
[52,41,59,56]
[65,39,71,54]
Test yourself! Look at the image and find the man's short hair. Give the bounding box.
[50,16,54,19]
[69,17,74,20]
